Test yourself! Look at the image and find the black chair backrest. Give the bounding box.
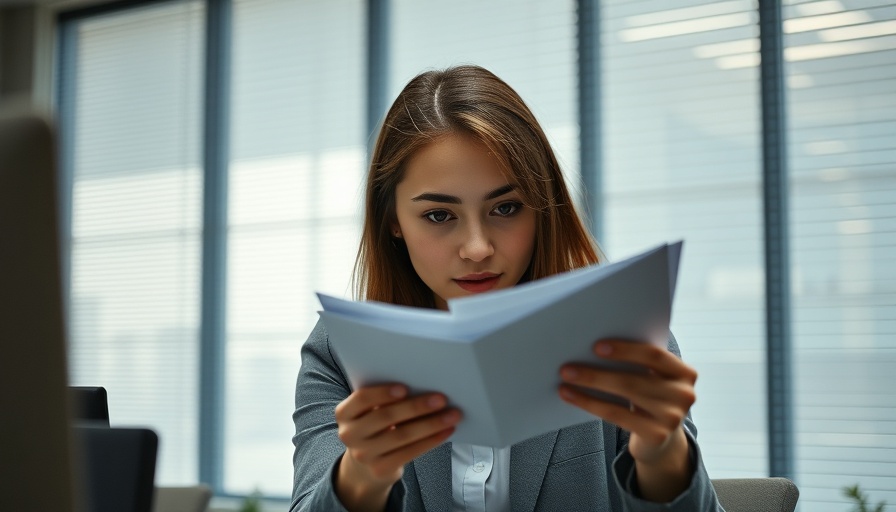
[75,426,159,512]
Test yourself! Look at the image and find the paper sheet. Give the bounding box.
[318,241,682,447]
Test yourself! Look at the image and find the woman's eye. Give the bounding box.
[424,210,454,223]
[493,201,521,217]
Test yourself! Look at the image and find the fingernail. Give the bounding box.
[390,386,406,398]
[595,343,612,356]
[561,368,578,380]
[442,411,459,424]
[428,395,445,408]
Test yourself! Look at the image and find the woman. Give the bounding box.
[291,65,722,512]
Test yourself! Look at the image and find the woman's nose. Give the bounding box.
[459,223,495,262]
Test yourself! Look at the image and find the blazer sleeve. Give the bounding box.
[610,333,724,512]
[289,320,406,512]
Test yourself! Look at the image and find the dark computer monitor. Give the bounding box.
[70,386,111,426]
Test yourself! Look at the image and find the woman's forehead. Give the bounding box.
[398,134,517,194]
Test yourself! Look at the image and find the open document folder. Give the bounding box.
[318,241,682,448]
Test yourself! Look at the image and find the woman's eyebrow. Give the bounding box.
[484,184,515,200]
[411,184,516,204]
[411,192,461,204]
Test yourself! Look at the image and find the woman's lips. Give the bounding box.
[454,274,501,293]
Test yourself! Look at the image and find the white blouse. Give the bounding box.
[450,443,511,512]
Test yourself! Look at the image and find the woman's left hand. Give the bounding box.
[558,339,697,500]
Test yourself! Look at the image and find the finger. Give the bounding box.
[338,393,450,445]
[560,364,694,407]
[375,408,462,450]
[335,384,408,422]
[594,340,698,383]
[559,385,676,446]
[361,427,457,480]
[352,407,462,463]
[626,395,692,433]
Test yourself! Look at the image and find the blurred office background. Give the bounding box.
[1,0,893,510]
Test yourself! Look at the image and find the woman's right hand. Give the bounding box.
[333,384,462,512]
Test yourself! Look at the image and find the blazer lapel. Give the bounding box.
[510,430,559,512]
[414,442,452,512]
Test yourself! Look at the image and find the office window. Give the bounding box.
[785,0,896,509]
[390,0,580,200]
[56,0,896,506]
[601,0,768,478]
[226,0,365,496]
[62,0,204,485]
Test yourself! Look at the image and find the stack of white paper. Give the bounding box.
[318,241,682,447]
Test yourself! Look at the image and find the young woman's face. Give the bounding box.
[393,133,537,310]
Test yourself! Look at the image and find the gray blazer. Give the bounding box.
[291,321,724,512]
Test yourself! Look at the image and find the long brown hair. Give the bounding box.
[354,65,599,307]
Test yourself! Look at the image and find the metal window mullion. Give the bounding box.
[577,0,602,243]
[758,0,794,480]
[366,0,390,159]
[199,0,231,492]
[55,16,78,316]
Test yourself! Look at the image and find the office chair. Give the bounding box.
[66,386,210,512]
[711,478,799,512]
[74,425,159,512]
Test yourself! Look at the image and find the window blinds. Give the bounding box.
[785,0,896,509]
[601,0,768,478]
[225,0,365,496]
[64,0,205,486]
